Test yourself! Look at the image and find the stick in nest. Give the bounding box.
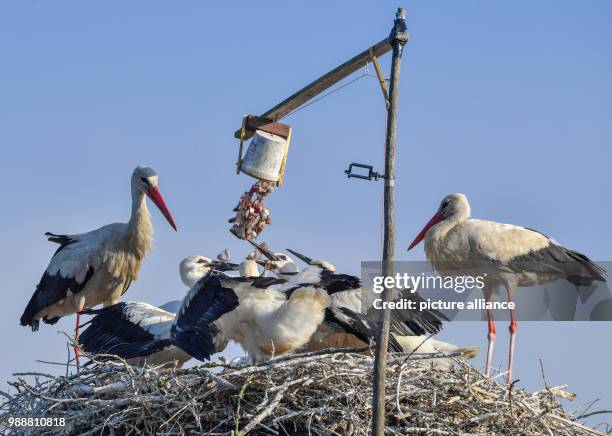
[0,348,604,436]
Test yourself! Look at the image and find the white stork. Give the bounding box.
[78,255,239,367]
[172,267,331,363]
[159,255,240,313]
[20,166,177,370]
[407,193,606,382]
[249,245,477,368]
[254,246,447,355]
[79,302,193,368]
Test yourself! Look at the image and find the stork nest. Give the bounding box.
[1,347,606,435]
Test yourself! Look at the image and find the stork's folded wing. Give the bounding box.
[79,302,174,361]
[171,272,239,361]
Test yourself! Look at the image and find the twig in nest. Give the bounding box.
[1,349,605,436]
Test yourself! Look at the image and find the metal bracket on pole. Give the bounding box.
[389,9,409,55]
[236,115,248,174]
[344,162,385,181]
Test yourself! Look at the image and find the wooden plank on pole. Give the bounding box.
[369,48,390,109]
[234,37,392,139]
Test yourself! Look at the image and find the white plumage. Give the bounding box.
[172,269,331,363]
[394,336,478,370]
[79,255,239,367]
[408,193,605,381]
[21,166,177,331]
[267,249,450,358]
[20,166,177,370]
[219,285,330,362]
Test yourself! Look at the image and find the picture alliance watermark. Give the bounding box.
[361,261,612,321]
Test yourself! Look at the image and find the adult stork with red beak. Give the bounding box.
[20,166,177,370]
[407,193,605,382]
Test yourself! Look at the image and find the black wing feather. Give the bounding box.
[45,232,77,257]
[20,266,95,331]
[285,269,444,337]
[318,270,362,294]
[506,238,606,286]
[325,307,403,352]
[383,289,446,337]
[320,270,445,336]
[79,303,172,360]
[171,272,239,362]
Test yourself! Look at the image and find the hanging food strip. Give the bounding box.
[229,116,291,241]
[229,180,274,240]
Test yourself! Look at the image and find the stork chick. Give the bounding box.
[172,270,331,363]
[270,248,446,354]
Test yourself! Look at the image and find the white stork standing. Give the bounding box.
[20,166,177,370]
[172,267,331,363]
[407,193,605,382]
[78,255,239,367]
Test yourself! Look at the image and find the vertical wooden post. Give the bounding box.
[372,7,408,436]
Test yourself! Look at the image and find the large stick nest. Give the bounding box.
[1,348,605,435]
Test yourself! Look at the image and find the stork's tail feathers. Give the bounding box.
[20,297,42,331]
[45,232,70,245]
[21,317,39,331]
[564,249,606,286]
[19,312,35,330]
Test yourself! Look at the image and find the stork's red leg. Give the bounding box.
[75,311,81,372]
[485,295,496,377]
[506,288,517,384]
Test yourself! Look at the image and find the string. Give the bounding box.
[284,65,378,119]
[278,62,389,263]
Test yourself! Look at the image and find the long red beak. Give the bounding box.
[146,186,177,231]
[407,211,445,251]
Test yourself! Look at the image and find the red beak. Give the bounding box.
[146,186,177,231]
[407,211,445,251]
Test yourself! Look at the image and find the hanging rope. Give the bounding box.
[284,65,379,119]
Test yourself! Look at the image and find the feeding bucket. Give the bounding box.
[235,115,292,186]
[241,130,288,182]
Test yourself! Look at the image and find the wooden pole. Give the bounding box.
[372,8,408,436]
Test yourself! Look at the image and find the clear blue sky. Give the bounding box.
[1,1,610,426]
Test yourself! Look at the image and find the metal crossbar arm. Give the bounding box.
[234,37,392,139]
